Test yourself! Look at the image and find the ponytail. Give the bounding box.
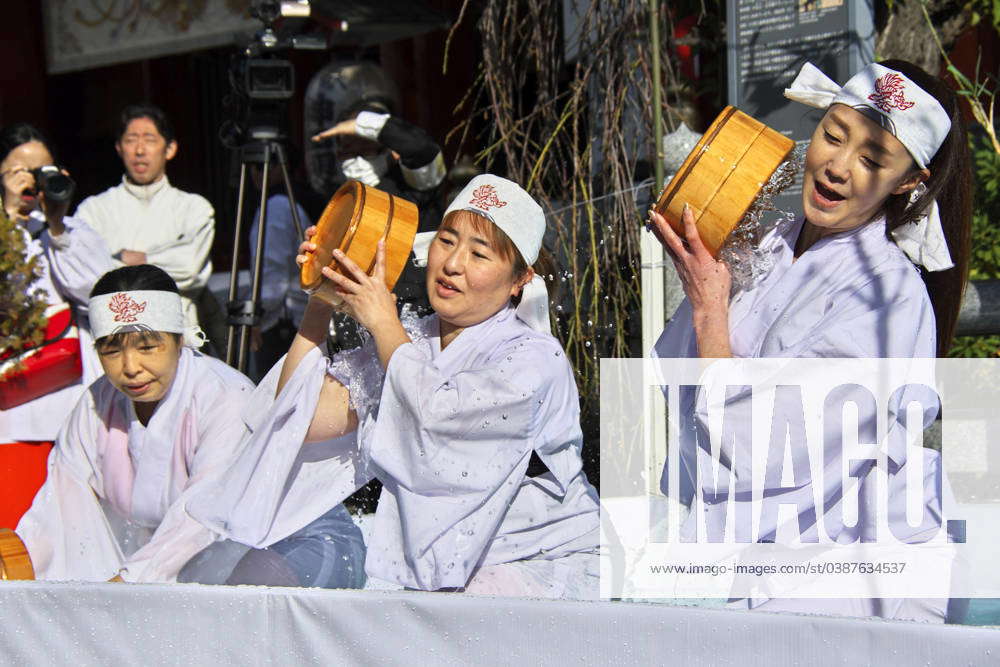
[880,59,973,356]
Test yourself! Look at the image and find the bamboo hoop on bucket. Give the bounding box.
[654,106,795,257]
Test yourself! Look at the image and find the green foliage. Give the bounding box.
[965,0,1000,30]
[968,138,1000,281]
[950,135,1000,357]
[0,210,48,376]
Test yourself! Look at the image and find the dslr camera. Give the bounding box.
[29,166,75,205]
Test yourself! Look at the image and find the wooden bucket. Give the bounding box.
[0,528,34,580]
[300,180,419,303]
[654,106,795,257]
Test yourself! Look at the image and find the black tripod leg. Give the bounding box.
[240,144,273,373]
[225,161,250,367]
[274,143,304,241]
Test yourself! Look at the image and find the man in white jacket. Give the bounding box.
[75,104,214,329]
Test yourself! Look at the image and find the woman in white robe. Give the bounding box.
[16,265,254,582]
[0,124,112,456]
[191,175,599,597]
[648,61,972,621]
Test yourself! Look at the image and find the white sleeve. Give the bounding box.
[121,378,252,582]
[41,216,115,309]
[145,197,214,292]
[363,342,551,590]
[15,391,124,581]
[187,347,370,548]
[72,195,106,237]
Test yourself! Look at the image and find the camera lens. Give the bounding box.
[30,166,75,205]
[42,173,74,204]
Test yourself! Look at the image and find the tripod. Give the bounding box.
[225,130,305,373]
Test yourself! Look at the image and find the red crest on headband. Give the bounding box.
[108,293,147,323]
[868,72,916,113]
[469,184,508,211]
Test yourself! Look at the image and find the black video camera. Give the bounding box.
[220,0,323,146]
[29,166,75,205]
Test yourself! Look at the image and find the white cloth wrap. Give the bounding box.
[518,275,552,334]
[402,152,447,191]
[340,155,389,187]
[353,111,390,140]
[89,289,206,348]
[784,61,953,271]
[891,183,952,271]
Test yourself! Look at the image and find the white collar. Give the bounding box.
[121,174,169,203]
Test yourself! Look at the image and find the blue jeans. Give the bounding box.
[221,504,366,589]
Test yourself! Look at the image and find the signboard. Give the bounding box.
[42,0,258,74]
[726,0,875,211]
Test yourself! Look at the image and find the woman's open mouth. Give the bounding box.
[812,180,846,208]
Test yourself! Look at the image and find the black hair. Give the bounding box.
[0,123,54,164]
[90,265,181,348]
[117,104,175,144]
[878,59,973,356]
[91,264,179,297]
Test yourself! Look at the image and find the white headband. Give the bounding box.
[785,62,954,271]
[784,62,949,169]
[89,290,206,348]
[413,174,552,333]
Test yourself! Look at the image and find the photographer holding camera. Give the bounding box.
[0,123,113,524]
[1,124,78,237]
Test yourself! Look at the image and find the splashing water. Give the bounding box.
[717,144,806,293]
[328,303,429,421]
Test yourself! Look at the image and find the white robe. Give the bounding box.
[16,348,254,582]
[0,212,112,443]
[192,306,599,594]
[655,216,936,359]
[653,217,952,621]
[361,307,599,591]
[74,175,214,327]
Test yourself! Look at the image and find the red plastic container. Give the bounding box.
[0,304,81,410]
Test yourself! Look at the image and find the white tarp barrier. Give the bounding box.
[0,581,997,665]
